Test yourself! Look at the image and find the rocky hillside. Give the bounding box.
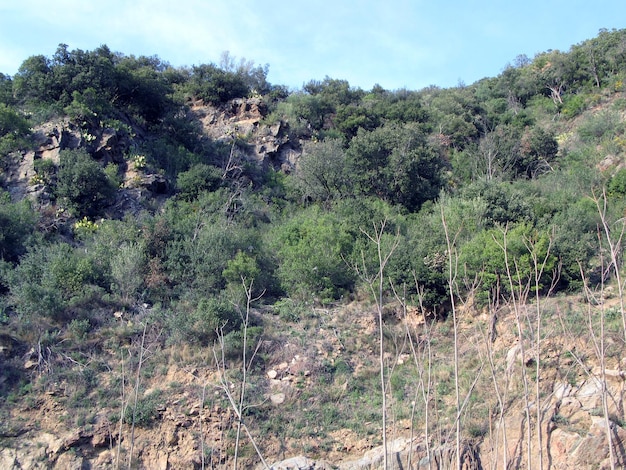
[1,292,625,469]
[3,97,299,208]
[1,100,626,469]
[3,31,626,469]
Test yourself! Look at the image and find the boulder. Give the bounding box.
[266,455,334,470]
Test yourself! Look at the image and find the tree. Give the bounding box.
[519,127,558,177]
[346,122,445,212]
[0,103,31,156]
[294,138,352,202]
[185,63,249,104]
[474,125,523,180]
[56,148,115,217]
[219,50,270,94]
[176,163,222,201]
[0,73,14,106]
[13,54,54,104]
[270,205,354,302]
[0,191,37,263]
[114,54,175,123]
[534,50,574,106]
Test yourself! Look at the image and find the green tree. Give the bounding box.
[519,127,559,177]
[114,54,175,123]
[0,103,31,156]
[56,148,115,217]
[270,205,354,302]
[295,138,352,202]
[184,63,249,104]
[0,73,14,106]
[347,122,445,211]
[13,54,54,104]
[0,191,37,263]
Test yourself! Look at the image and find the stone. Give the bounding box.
[266,455,335,469]
[270,393,286,405]
[53,452,84,470]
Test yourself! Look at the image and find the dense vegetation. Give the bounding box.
[1,29,626,441]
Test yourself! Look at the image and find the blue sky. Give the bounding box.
[1,0,625,91]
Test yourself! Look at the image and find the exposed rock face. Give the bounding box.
[191,97,267,141]
[3,97,298,206]
[190,97,300,170]
[477,368,626,469]
[92,127,129,163]
[3,119,131,203]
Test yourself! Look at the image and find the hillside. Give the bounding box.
[1,29,626,469]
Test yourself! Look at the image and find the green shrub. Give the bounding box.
[459,223,557,303]
[0,192,37,263]
[33,158,56,184]
[56,148,115,217]
[0,103,31,156]
[124,389,162,427]
[4,242,110,323]
[168,296,241,344]
[608,168,626,196]
[578,109,623,143]
[269,205,354,302]
[184,64,250,104]
[176,163,222,201]
[561,94,586,118]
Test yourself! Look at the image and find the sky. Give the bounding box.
[1,0,625,92]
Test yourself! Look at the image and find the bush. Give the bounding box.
[4,242,110,323]
[185,64,250,104]
[608,168,626,196]
[578,109,623,143]
[269,205,354,302]
[0,104,31,156]
[168,296,241,344]
[124,389,162,427]
[459,223,557,303]
[561,94,586,118]
[0,192,37,263]
[176,163,222,201]
[56,148,115,217]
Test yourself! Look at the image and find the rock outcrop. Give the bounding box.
[190,97,300,171]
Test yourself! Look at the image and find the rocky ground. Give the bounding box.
[1,296,625,469]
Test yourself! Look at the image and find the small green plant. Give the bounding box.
[29,174,45,186]
[104,162,123,188]
[82,130,97,143]
[131,154,147,170]
[273,298,307,322]
[551,413,570,426]
[68,318,91,341]
[73,217,99,237]
[124,389,162,427]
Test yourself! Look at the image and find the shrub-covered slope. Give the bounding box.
[1,28,626,469]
